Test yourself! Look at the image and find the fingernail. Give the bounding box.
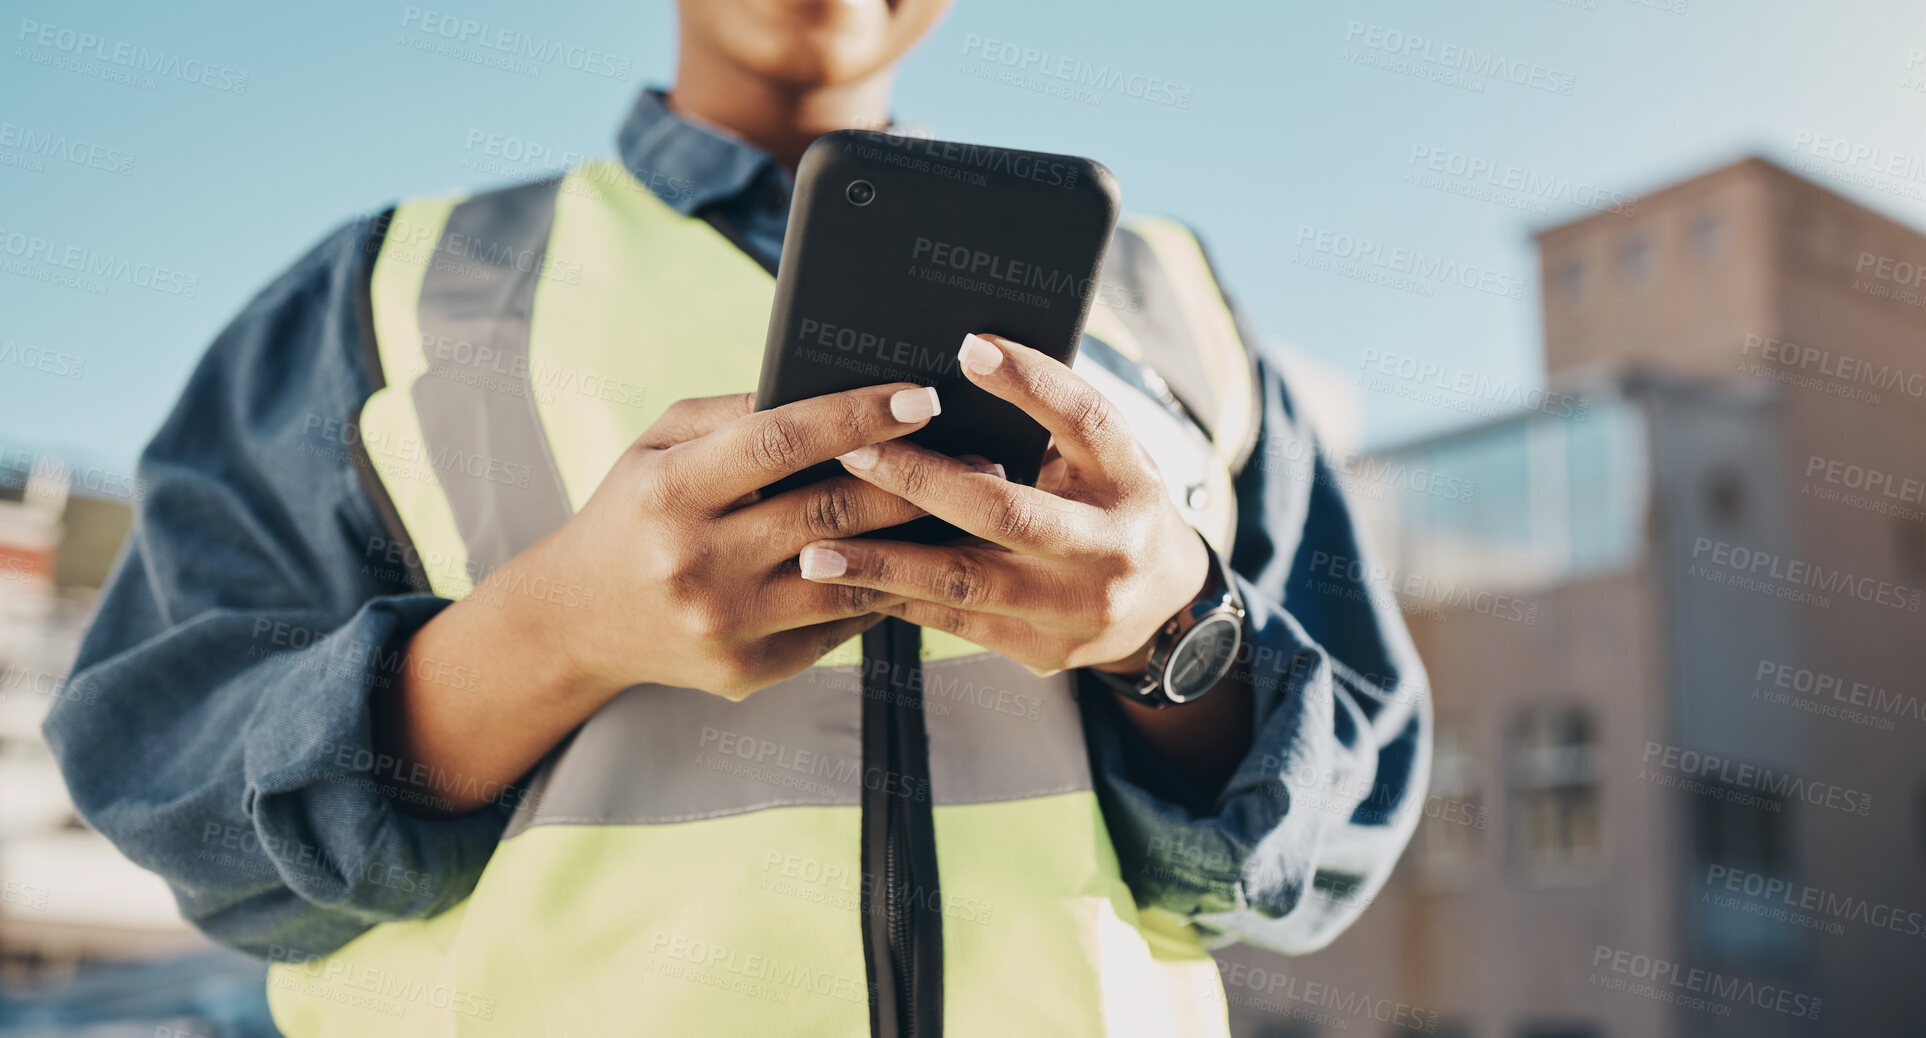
[959,333,1003,376]
[799,546,847,580]
[839,444,880,470]
[891,386,941,422]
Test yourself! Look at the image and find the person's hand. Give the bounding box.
[519,382,944,700]
[795,333,1208,677]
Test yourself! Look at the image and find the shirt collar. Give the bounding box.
[615,88,789,216]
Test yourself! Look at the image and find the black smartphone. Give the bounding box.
[754,129,1121,542]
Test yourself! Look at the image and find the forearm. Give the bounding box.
[1089,541,1252,792]
[372,555,619,817]
[1108,670,1252,793]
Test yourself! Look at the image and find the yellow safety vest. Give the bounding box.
[266,157,1261,1037]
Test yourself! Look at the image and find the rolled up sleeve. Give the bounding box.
[42,217,510,960]
[1083,349,1431,955]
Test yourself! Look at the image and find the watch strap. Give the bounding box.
[1089,534,1244,708]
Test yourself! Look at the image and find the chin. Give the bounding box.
[686,0,946,88]
[755,32,893,86]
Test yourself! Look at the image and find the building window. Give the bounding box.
[1896,518,1926,578]
[1691,780,1793,958]
[1617,234,1654,283]
[1703,465,1747,525]
[1551,257,1584,302]
[1689,210,1727,261]
[1509,707,1602,879]
[1916,780,1926,864]
[1691,783,1789,874]
[1417,718,1485,878]
[1515,1024,1601,1038]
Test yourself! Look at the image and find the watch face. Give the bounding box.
[1164,614,1242,702]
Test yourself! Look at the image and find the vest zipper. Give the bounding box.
[860,618,943,1038]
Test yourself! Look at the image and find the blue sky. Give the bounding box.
[5,0,1926,475]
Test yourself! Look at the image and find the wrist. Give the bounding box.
[474,544,626,708]
[1089,638,1154,677]
[1089,522,1209,678]
[1088,530,1243,709]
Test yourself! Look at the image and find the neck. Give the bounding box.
[669,50,894,171]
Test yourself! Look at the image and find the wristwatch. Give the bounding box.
[1088,534,1246,708]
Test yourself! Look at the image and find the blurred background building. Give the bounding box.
[0,457,164,967]
[1219,157,1926,1037]
[0,461,273,1036]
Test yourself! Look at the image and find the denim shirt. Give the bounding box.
[44,89,1429,960]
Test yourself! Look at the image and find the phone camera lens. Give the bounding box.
[846,180,876,206]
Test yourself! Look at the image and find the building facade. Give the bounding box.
[1221,158,1926,1038]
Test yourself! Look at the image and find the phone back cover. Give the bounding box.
[756,130,1122,519]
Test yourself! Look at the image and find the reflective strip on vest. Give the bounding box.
[408,178,574,581]
[270,159,1246,1038]
[503,652,1092,836]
